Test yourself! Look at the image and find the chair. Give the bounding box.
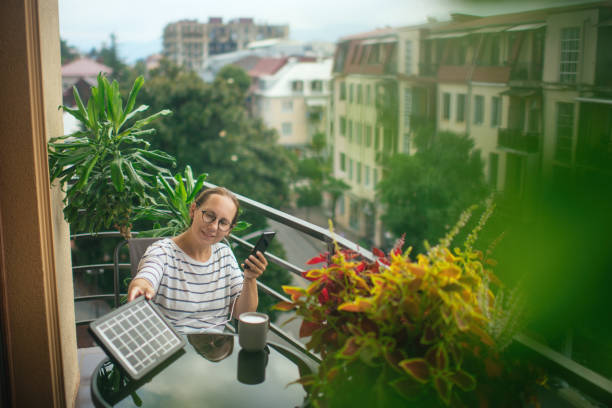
[112,237,164,308]
[128,237,164,278]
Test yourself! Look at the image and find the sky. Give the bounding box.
[59,0,592,63]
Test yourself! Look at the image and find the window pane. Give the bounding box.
[443,92,451,120]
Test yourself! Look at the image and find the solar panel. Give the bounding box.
[89,297,186,380]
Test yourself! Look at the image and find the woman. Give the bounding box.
[127,187,268,333]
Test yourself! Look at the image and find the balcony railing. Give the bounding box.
[498,128,540,153]
[72,181,612,405]
[510,62,543,82]
[73,181,379,363]
[418,62,438,77]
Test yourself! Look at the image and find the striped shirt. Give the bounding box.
[135,238,243,333]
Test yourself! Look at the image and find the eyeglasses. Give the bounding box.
[200,210,233,231]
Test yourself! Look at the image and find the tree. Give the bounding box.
[322,176,349,223]
[88,33,128,85]
[377,130,488,252]
[137,61,295,213]
[60,38,78,65]
[216,64,251,95]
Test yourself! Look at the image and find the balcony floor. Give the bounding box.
[76,346,106,408]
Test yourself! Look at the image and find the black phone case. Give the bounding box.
[245,231,275,268]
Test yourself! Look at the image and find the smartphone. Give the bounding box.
[245,231,276,269]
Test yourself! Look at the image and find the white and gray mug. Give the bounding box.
[238,312,269,351]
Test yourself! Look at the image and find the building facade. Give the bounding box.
[329,1,612,247]
[162,18,289,71]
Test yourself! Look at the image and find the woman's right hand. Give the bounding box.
[127,278,156,301]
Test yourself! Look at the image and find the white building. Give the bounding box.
[252,58,333,153]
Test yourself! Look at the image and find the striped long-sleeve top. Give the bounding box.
[134,238,243,333]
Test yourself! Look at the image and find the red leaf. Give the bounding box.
[299,320,320,338]
[318,287,330,303]
[399,358,431,383]
[301,270,318,282]
[373,247,385,258]
[355,262,366,273]
[306,254,327,265]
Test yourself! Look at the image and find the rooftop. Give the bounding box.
[61,57,112,78]
[249,57,289,77]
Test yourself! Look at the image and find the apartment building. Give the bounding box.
[426,9,551,196]
[251,58,333,154]
[162,18,289,71]
[163,19,207,70]
[540,5,612,185]
[331,28,398,245]
[330,1,612,246]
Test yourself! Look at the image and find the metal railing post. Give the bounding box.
[113,240,129,308]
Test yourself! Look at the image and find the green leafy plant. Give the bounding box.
[48,74,175,239]
[136,165,250,237]
[275,200,542,407]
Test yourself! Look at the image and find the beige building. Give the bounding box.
[162,18,289,71]
[540,5,612,184]
[330,1,612,247]
[331,28,401,245]
[163,19,207,70]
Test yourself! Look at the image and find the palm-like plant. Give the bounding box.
[48,74,175,239]
[136,166,250,237]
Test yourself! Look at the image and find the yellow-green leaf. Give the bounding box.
[272,301,297,311]
[338,298,372,312]
[281,285,306,301]
[449,369,476,391]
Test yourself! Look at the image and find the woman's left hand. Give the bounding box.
[242,251,268,280]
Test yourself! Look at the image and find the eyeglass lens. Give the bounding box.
[201,210,231,231]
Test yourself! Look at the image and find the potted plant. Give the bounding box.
[275,201,545,407]
[135,165,250,237]
[48,74,175,239]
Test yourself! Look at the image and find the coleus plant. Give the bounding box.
[275,201,542,407]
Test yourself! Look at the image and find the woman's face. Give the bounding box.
[189,193,238,246]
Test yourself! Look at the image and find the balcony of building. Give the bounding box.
[509,62,543,84]
[418,62,438,77]
[575,97,612,171]
[4,2,612,406]
[498,127,540,153]
[66,179,612,407]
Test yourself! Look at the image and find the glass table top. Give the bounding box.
[92,333,314,408]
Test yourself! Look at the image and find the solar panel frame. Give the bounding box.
[89,296,186,380]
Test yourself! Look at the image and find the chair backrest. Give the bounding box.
[128,237,164,278]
